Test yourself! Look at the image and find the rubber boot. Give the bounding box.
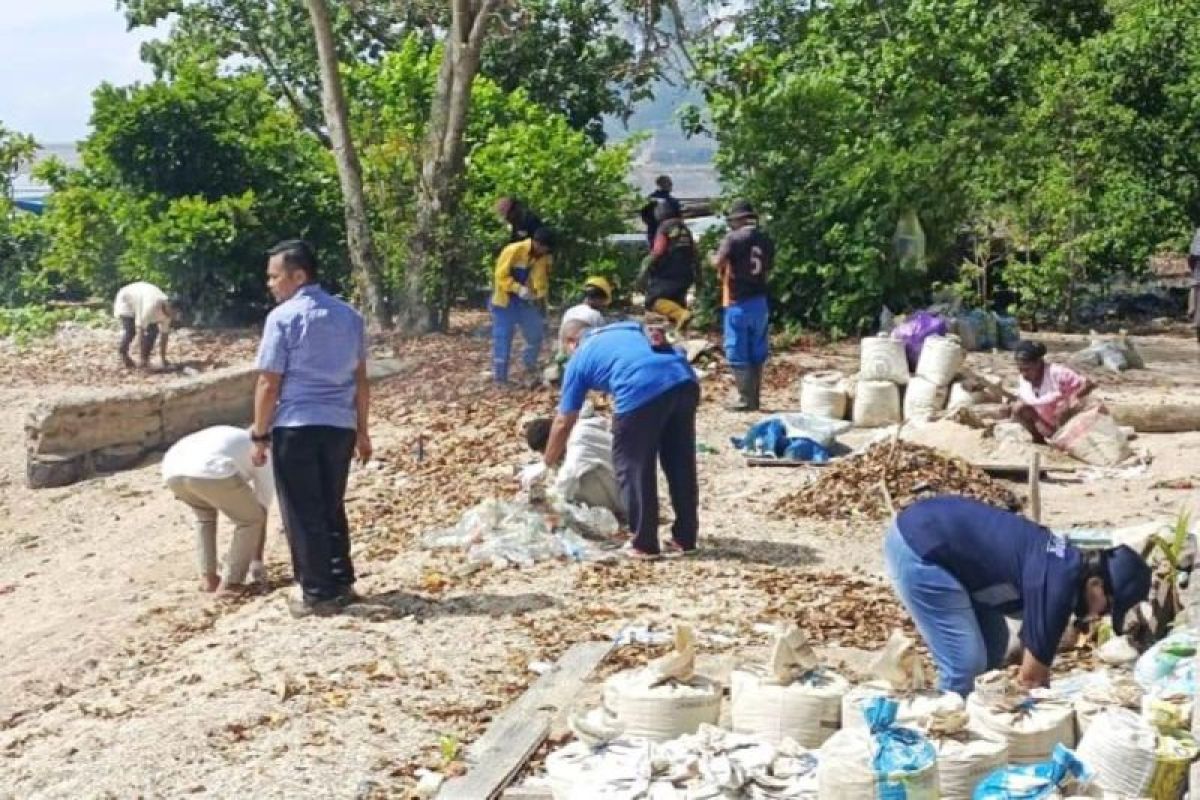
[748,364,763,411]
[726,367,755,412]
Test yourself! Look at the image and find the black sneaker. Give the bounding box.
[286,593,350,619]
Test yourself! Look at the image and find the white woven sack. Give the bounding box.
[602,670,721,742]
[967,692,1076,764]
[544,738,655,800]
[730,667,849,748]
[946,381,983,412]
[903,376,949,421]
[841,681,964,730]
[1076,708,1160,798]
[817,724,939,800]
[916,334,965,387]
[859,336,909,385]
[932,731,1010,800]
[853,380,902,427]
[1072,673,1143,736]
[799,371,849,421]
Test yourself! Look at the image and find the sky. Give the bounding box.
[0,3,158,144]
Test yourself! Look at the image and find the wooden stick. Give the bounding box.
[879,479,897,519]
[1028,450,1042,523]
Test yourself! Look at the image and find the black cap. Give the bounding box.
[727,198,757,221]
[1105,545,1152,635]
[532,226,557,249]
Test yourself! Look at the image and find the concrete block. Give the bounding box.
[26,452,88,489]
[92,443,149,473]
[160,366,256,441]
[27,387,163,457]
[26,357,405,489]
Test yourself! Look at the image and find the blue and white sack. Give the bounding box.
[972,743,1092,799]
[817,696,939,799]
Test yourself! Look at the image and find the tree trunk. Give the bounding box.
[399,0,498,334]
[304,0,393,331]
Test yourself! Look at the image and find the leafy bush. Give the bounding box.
[0,306,108,344]
[31,66,345,317]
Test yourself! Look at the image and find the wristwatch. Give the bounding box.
[250,431,271,444]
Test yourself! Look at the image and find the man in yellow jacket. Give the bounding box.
[491,227,556,385]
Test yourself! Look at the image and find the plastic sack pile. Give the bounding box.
[422,495,619,567]
[543,725,819,800]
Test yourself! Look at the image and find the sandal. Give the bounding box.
[663,540,699,558]
[621,543,660,561]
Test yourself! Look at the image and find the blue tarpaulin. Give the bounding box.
[12,198,46,215]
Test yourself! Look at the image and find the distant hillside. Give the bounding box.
[607,81,720,197]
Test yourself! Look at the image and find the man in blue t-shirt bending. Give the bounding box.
[536,321,699,558]
[885,496,1151,696]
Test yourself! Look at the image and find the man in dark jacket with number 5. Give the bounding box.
[714,199,774,411]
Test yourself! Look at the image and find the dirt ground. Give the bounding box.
[1,318,1198,798]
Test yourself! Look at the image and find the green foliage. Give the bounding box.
[694,0,1200,331]
[32,67,344,317]
[351,38,639,310]
[0,306,108,344]
[122,0,650,142]
[0,124,45,305]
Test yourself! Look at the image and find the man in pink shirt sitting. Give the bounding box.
[1010,340,1095,442]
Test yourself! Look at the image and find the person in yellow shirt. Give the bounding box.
[491,227,556,385]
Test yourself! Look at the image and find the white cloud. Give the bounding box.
[0,2,160,143]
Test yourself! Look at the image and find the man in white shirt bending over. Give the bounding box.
[113,281,178,368]
[522,412,625,521]
[162,426,275,593]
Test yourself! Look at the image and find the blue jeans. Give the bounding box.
[490,299,544,383]
[724,295,769,368]
[883,523,1009,696]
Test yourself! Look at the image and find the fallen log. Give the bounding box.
[1108,402,1200,433]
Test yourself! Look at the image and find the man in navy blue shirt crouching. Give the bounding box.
[885,495,1151,696]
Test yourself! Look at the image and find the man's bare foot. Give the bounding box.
[216,582,250,597]
[200,575,220,592]
[121,356,136,369]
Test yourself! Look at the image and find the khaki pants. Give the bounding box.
[167,474,266,584]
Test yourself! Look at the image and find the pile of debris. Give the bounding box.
[774,440,1021,521]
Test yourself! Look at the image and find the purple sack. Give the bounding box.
[890,311,946,371]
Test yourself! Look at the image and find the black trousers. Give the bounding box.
[272,425,357,602]
[612,381,700,553]
[118,316,159,363]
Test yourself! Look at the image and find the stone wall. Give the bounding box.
[25,358,403,488]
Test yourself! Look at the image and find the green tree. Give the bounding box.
[36,66,344,316]
[0,124,44,305]
[694,0,1056,333]
[351,38,638,325]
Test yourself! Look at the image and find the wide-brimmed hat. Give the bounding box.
[726,198,757,221]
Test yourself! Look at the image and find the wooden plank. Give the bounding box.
[499,788,554,800]
[437,640,614,800]
[972,461,1076,479]
[744,457,834,468]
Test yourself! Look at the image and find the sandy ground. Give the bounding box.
[0,319,1198,798]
